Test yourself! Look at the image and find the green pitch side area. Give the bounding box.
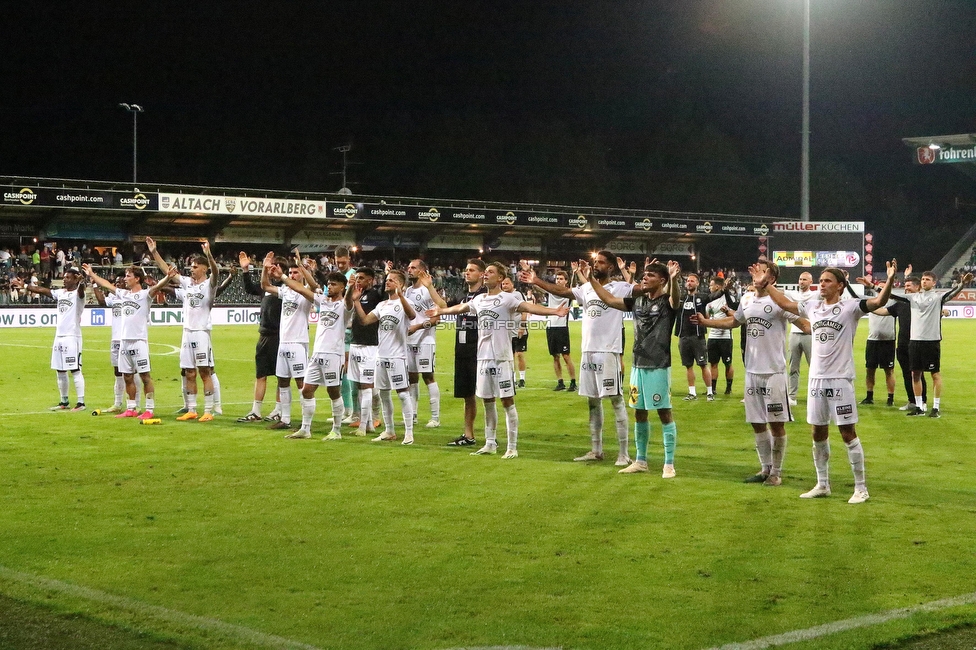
[1,321,975,650]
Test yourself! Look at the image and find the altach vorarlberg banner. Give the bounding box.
[2,187,157,211]
[159,193,326,218]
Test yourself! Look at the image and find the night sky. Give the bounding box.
[3,1,975,264]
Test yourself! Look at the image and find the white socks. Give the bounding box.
[771,435,787,477]
[397,390,415,441]
[56,372,69,402]
[813,440,830,487]
[484,400,498,446]
[300,397,315,431]
[755,429,773,475]
[428,382,440,420]
[330,397,343,433]
[588,397,604,454]
[380,390,395,434]
[279,386,292,424]
[359,388,373,425]
[846,438,866,491]
[504,404,519,452]
[114,375,125,407]
[610,395,628,452]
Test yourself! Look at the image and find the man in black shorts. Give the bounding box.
[856,278,896,406]
[545,270,576,391]
[236,252,285,422]
[675,272,712,401]
[874,274,926,409]
[443,259,486,446]
[704,275,738,395]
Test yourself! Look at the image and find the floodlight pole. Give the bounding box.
[119,103,144,183]
[800,0,810,221]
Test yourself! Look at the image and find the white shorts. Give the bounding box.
[276,342,309,379]
[744,372,793,424]
[51,336,82,372]
[304,352,344,387]
[348,344,377,385]
[476,359,516,399]
[375,357,409,391]
[180,330,214,369]
[407,343,436,374]
[807,378,858,426]
[118,339,151,375]
[578,351,623,398]
[110,340,120,367]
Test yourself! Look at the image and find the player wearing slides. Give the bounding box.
[270,269,351,440]
[145,237,220,422]
[353,270,417,444]
[692,262,810,486]
[430,262,569,459]
[13,266,88,411]
[404,259,441,428]
[521,251,634,466]
[84,263,178,419]
[762,259,897,504]
[260,252,315,433]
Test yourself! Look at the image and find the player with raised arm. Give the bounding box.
[891,268,972,418]
[270,267,351,439]
[585,259,682,478]
[873,268,927,410]
[404,259,442,428]
[260,251,315,434]
[675,272,713,401]
[13,266,88,411]
[93,274,141,413]
[431,262,569,458]
[84,263,178,419]
[353,269,417,444]
[692,262,810,485]
[545,270,577,392]
[444,259,487,447]
[853,277,896,407]
[521,251,634,466]
[235,252,285,422]
[762,260,897,504]
[704,275,739,396]
[145,237,220,422]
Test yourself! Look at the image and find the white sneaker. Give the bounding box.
[285,429,312,439]
[372,431,397,442]
[898,403,913,411]
[615,454,632,467]
[340,414,357,425]
[573,450,604,462]
[800,484,831,499]
[471,444,497,456]
[618,460,649,474]
[662,464,676,479]
[425,419,440,428]
[214,406,223,416]
[848,489,870,504]
[401,436,414,446]
[322,431,342,441]
[788,399,798,406]
[502,449,518,459]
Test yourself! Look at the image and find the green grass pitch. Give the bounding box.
[1,319,975,650]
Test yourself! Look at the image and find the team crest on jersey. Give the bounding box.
[319,312,340,328]
[815,331,836,343]
[652,393,662,403]
[764,305,773,313]
[832,306,841,315]
[379,314,400,330]
[283,302,298,317]
[189,296,202,308]
[58,299,73,313]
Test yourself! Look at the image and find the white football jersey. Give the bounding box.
[116,288,152,341]
[801,298,866,380]
[546,293,569,328]
[404,284,437,345]
[312,294,351,356]
[734,295,798,374]
[466,291,523,362]
[571,281,633,353]
[372,299,410,359]
[278,285,312,344]
[105,292,123,341]
[52,288,85,338]
[787,287,818,333]
[175,276,214,331]
[705,294,732,340]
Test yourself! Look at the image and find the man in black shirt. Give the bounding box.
[348,266,387,436]
[236,252,285,422]
[440,259,487,446]
[674,273,712,401]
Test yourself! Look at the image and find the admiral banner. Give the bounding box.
[773,251,816,267]
[3,187,157,211]
[160,193,325,218]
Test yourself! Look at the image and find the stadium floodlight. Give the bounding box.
[119,103,145,184]
[800,0,810,222]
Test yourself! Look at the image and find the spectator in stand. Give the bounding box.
[39,246,51,276]
[31,247,40,271]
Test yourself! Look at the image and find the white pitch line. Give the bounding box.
[0,565,322,650]
[705,591,976,650]
[0,401,252,418]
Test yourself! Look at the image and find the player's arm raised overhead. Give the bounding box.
[259,252,281,297]
[238,252,264,296]
[392,283,417,321]
[616,256,632,284]
[864,259,897,312]
[666,260,681,310]
[519,263,574,299]
[941,271,973,305]
[214,264,236,299]
[148,267,179,298]
[144,236,172,276]
[586,263,628,311]
[291,248,320,293]
[417,269,447,309]
[82,263,118,294]
[271,264,315,303]
[757,263,801,316]
[202,240,219,289]
[10,275,54,299]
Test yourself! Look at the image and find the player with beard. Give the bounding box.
[521,251,634,465]
[786,271,817,406]
[353,269,417,444]
[762,260,897,504]
[83,263,178,419]
[404,259,441,428]
[347,266,387,436]
[14,266,88,411]
[675,272,712,401]
[585,260,682,478]
[431,262,569,458]
[443,259,487,446]
[692,262,810,485]
[260,252,315,434]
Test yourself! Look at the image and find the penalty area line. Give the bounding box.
[0,565,322,650]
[705,591,976,650]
